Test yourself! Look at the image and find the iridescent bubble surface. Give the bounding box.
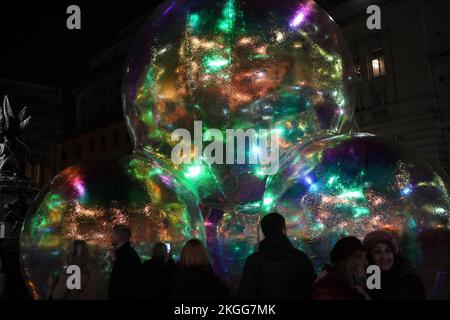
[123,0,356,207]
[263,134,450,294]
[20,154,205,300]
[204,208,259,291]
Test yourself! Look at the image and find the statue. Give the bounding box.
[0,96,35,300]
[0,96,31,177]
[2,196,30,239]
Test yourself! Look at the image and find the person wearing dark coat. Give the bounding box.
[363,230,426,300]
[312,236,370,300]
[141,242,175,300]
[108,225,142,300]
[238,212,316,300]
[170,239,229,300]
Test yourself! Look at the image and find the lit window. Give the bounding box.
[370,48,386,77]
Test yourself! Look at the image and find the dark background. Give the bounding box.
[0,1,164,87]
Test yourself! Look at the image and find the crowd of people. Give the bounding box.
[46,213,427,300]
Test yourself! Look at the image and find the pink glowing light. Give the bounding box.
[73,178,85,196]
[289,4,312,29]
[290,12,305,28]
[160,175,174,188]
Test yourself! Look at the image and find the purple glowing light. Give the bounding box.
[163,1,175,15]
[73,178,85,196]
[160,175,174,187]
[204,221,214,227]
[289,4,312,29]
[290,12,305,28]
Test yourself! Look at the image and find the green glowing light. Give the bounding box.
[185,166,202,178]
[255,170,266,177]
[338,190,364,200]
[143,110,154,126]
[273,127,284,136]
[217,0,236,33]
[47,194,62,210]
[337,97,346,107]
[250,54,270,60]
[140,69,155,96]
[203,54,230,73]
[218,21,232,33]
[149,167,163,177]
[327,176,337,185]
[353,207,370,218]
[150,129,164,139]
[312,222,324,231]
[263,197,274,206]
[189,13,200,29]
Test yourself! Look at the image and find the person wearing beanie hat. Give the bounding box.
[363,230,426,300]
[363,230,398,272]
[312,236,370,300]
[330,236,366,264]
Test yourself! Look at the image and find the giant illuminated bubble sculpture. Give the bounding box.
[263,133,450,295]
[20,154,205,299]
[123,0,356,208]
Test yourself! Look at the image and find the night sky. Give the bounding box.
[0,1,164,88]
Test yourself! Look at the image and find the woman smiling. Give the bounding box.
[363,230,426,300]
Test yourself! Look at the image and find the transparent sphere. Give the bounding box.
[20,154,205,300]
[205,209,259,291]
[263,134,450,296]
[123,0,356,206]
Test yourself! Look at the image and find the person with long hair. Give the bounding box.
[363,230,426,300]
[47,240,100,300]
[312,236,371,300]
[170,239,229,300]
